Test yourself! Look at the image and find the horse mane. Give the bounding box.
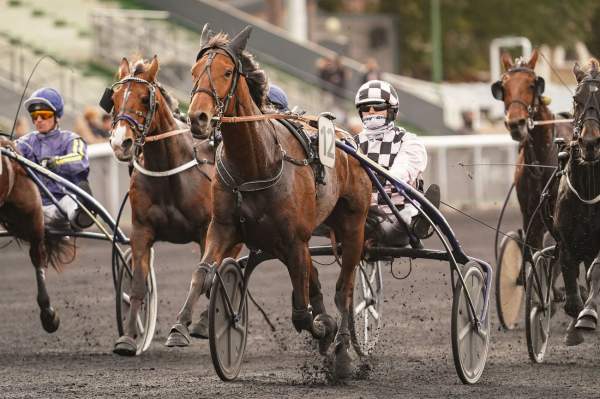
[584,58,600,78]
[205,33,268,110]
[130,59,180,114]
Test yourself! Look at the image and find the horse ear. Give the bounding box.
[574,62,586,83]
[229,25,253,55]
[199,23,213,48]
[147,55,159,82]
[527,48,539,69]
[118,57,130,79]
[501,52,513,71]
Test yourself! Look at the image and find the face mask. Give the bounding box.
[362,115,387,130]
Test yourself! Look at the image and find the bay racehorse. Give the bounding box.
[165,26,372,377]
[557,60,600,344]
[491,49,572,298]
[0,138,71,333]
[107,56,240,355]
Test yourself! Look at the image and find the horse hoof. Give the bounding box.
[565,321,585,346]
[564,296,584,319]
[575,308,597,331]
[189,311,209,339]
[165,323,191,347]
[40,308,60,333]
[335,344,354,379]
[314,314,338,355]
[113,336,137,356]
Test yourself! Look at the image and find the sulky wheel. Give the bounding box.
[209,258,248,381]
[452,262,490,385]
[115,248,158,355]
[495,231,525,330]
[349,260,384,356]
[525,251,552,363]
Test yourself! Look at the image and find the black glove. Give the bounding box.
[40,157,58,170]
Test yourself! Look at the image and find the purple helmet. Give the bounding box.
[24,87,64,118]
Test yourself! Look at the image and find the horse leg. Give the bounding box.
[576,259,600,330]
[166,222,240,347]
[30,236,60,333]
[560,250,584,346]
[189,229,209,339]
[308,257,338,355]
[113,229,153,356]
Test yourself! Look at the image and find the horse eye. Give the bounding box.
[224,70,233,78]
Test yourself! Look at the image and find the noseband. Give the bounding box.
[190,46,245,135]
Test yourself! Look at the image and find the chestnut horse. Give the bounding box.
[0,138,71,333]
[107,57,238,355]
[557,60,600,344]
[492,49,571,294]
[165,27,371,377]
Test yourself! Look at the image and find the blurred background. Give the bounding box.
[1,0,596,209]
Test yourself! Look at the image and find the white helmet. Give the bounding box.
[355,80,399,123]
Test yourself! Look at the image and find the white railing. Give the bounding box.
[87,133,519,218]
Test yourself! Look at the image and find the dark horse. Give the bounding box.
[0,138,71,333]
[107,57,239,355]
[166,26,371,377]
[492,49,571,293]
[556,60,600,344]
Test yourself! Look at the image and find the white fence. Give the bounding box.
[87,133,519,219]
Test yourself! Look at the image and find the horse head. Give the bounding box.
[108,56,161,162]
[491,48,545,141]
[188,25,267,138]
[573,59,600,162]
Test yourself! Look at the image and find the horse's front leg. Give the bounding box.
[30,236,60,333]
[560,248,584,346]
[166,220,240,347]
[576,259,600,331]
[113,227,154,356]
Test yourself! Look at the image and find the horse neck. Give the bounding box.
[524,104,555,165]
[141,100,192,171]
[220,86,278,181]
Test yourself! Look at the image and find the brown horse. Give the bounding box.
[166,26,371,377]
[0,138,71,333]
[492,49,571,292]
[108,57,236,355]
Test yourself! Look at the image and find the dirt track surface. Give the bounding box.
[1,209,599,399]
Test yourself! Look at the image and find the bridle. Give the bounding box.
[573,77,600,139]
[190,46,245,136]
[102,75,201,177]
[491,66,546,132]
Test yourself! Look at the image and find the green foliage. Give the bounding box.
[54,18,68,27]
[8,0,22,7]
[31,8,45,17]
[322,0,600,81]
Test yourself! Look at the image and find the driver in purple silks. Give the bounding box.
[16,87,93,230]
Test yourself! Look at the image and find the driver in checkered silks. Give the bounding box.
[16,88,94,231]
[354,80,440,248]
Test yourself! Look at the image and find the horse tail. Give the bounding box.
[44,235,76,271]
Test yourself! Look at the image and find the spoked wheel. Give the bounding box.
[209,258,248,381]
[525,251,552,363]
[349,260,384,356]
[452,262,490,385]
[115,248,158,355]
[495,231,525,330]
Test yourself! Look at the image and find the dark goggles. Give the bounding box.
[358,103,389,113]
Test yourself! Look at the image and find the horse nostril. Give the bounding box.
[122,138,133,152]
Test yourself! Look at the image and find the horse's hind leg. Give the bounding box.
[308,258,338,355]
[30,236,60,333]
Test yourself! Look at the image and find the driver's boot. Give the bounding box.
[411,184,441,240]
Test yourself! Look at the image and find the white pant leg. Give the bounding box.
[42,196,78,229]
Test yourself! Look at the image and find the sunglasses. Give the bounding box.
[30,110,55,121]
[358,103,389,113]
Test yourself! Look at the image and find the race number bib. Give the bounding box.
[318,116,335,168]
